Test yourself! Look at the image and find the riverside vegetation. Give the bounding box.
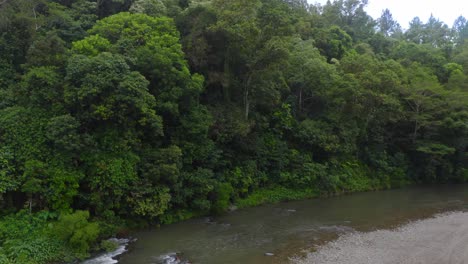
[0,0,467,263]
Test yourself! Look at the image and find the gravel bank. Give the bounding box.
[292,211,468,264]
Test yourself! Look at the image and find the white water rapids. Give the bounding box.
[82,238,130,264]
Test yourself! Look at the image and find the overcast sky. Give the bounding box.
[308,0,468,29]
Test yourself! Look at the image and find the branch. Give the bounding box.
[32,7,41,31]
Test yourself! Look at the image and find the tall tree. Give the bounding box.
[453,16,468,45]
[212,0,290,119]
[377,9,401,37]
[322,0,375,41]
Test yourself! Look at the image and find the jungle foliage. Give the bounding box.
[0,0,467,262]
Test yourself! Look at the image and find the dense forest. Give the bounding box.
[0,0,467,262]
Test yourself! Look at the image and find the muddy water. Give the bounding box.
[117,185,468,264]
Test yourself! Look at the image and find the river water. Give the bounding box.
[110,185,468,264]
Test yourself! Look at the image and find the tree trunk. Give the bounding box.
[298,87,303,113]
[32,7,40,31]
[244,88,250,120]
[244,75,252,120]
[412,104,420,142]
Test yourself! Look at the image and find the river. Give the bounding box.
[90,185,468,264]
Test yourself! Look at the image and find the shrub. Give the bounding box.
[50,210,100,258]
[236,186,317,209]
[0,250,11,264]
[211,183,234,214]
[3,238,65,264]
[100,240,118,252]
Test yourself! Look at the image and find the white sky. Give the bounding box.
[309,0,468,29]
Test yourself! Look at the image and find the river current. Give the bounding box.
[86,185,468,264]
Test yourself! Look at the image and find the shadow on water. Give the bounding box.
[111,185,468,264]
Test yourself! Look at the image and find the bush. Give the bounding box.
[211,183,234,214]
[0,211,68,264]
[280,162,328,188]
[50,210,100,258]
[100,240,118,252]
[159,209,200,225]
[321,162,385,194]
[0,250,11,264]
[225,167,254,198]
[455,168,468,183]
[236,186,317,209]
[3,238,65,264]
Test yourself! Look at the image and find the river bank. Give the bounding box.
[293,211,468,264]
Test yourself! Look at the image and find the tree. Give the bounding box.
[321,0,375,41]
[175,4,222,91]
[65,52,162,134]
[0,106,83,211]
[313,25,353,61]
[377,9,401,37]
[212,0,290,119]
[406,15,452,48]
[406,17,425,44]
[287,39,338,115]
[84,12,204,118]
[424,15,452,48]
[390,41,447,81]
[96,0,133,18]
[129,0,167,17]
[24,32,67,69]
[453,16,468,45]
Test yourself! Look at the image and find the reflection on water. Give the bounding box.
[117,185,468,264]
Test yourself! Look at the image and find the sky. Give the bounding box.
[308,0,468,29]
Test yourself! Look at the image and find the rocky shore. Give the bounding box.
[293,211,468,264]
